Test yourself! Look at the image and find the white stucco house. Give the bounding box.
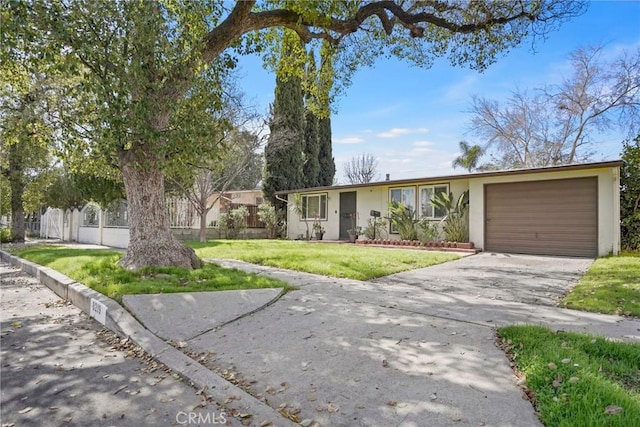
[278,160,622,257]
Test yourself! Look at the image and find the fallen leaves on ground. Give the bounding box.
[604,405,623,415]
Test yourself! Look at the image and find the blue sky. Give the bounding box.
[238,1,640,182]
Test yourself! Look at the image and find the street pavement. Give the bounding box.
[0,263,238,427]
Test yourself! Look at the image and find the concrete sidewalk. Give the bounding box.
[0,252,298,427]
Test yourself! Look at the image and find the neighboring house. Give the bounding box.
[40,189,267,248]
[209,189,264,227]
[277,160,622,257]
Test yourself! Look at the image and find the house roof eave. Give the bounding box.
[274,160,623,196]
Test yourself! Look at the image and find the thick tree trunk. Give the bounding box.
[199,210,208,243]
[198,190,209,243]
[10,191,25,243]
[118,154,202,270]
[8,143,25,242]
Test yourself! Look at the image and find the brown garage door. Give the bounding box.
[485,177,597,257]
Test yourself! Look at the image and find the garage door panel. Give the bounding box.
[485,177,597,257]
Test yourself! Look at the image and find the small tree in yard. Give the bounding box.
[290,193,310,240]
[452,141,484,172]
[218,206,249,240]
[257,202,282,239]
[168,126,264,243]
[621,135,640,251]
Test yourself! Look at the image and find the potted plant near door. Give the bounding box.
[347,212,360,243]
[312,215,325,240]
[347,227,361,243]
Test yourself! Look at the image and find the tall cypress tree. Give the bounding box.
[316,41,335,186]
[302,53,320,188]
[317,115,335,186]
[263,31,305,206]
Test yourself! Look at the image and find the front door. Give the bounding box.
[339,192,357,240]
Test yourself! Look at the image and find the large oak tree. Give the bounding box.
[12,0,585,269]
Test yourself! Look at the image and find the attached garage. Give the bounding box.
[484,177,598,257]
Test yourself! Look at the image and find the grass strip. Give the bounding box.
[498,325,640,427]
[11,245,291,303]
[561,251,640,317]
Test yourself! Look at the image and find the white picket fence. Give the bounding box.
[39,198,217,248]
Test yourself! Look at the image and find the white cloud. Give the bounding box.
[376,127,429,138]
[412,140,435,147]
[333,136,365,144]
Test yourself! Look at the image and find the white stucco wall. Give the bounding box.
[101,227,130,248]
[468,166,620,256]
[78,226,101,245]
[287,164,619,255]
[286,180,470,241]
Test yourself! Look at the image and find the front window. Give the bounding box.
[389,187,416,211]
[389,187,416,234]
[419,184,449,219]
[302,193,327,220]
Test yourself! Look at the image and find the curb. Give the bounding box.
[0,250,297,427]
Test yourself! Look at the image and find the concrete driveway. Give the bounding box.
[370,252,594,306]
[127,253,639,426]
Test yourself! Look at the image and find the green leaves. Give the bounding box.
[621,136,640,250]
[430,191,470,242]
[388,201,418,241]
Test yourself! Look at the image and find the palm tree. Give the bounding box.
[452,141,485,172]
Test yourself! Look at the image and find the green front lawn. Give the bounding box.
[9,240,458,301]
[10,246,291,302]
[189,239,460,280]
[499,325,640,427]
[561,251,640,317]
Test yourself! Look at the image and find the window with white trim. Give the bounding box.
[301,193,327,220]
[389,187,416,234]
[419,184,449,219]
[389,187,416,211]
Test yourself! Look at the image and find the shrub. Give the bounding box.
[363,218,387,240]
[0,227,12,243]
[417,219,440,244]
[388,202,418,241]
[431,191,469,242]
[441,213,468,242]
[218,206,249,239]
[257,202,281,239]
